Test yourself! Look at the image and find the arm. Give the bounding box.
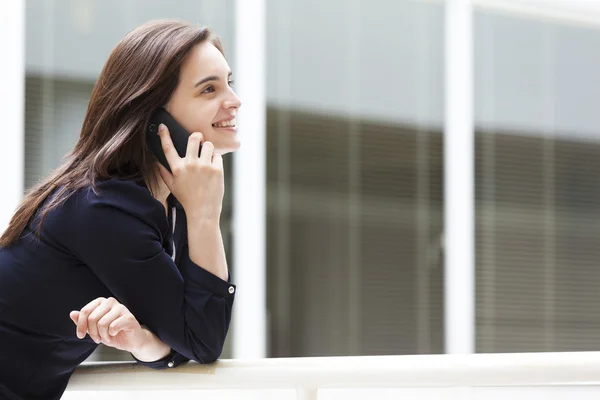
[155,125,229,282]
[187,218,229,282]
[131,217,230,364]
[65,181,235,366]
[131,216,230,364]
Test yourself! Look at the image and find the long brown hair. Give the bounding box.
[0,20,223,248]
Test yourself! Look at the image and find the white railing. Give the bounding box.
[63,352,600,400]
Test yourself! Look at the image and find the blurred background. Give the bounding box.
[3,0,600,361]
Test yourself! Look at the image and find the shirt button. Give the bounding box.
[228,286,235,294]
[168,361,175,368]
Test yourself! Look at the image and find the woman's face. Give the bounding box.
[165,42,242,155]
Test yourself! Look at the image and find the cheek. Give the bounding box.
[194,105,221,135]
[178,103,214,134]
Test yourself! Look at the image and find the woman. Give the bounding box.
[0,19,241,399]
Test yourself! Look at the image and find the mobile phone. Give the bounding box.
[147,107,201,173]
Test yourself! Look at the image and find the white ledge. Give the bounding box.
[67,352,600,391]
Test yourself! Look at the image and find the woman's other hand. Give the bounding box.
[69,297,145,353]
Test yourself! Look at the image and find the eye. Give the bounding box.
[228,79,235,87]
[202,85,215,94]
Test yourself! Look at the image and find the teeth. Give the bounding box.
[213,119,236,128]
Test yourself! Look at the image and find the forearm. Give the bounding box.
[186,217,229,281]
[130,327,171,362]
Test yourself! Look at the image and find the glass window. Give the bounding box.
[266,0,446,357]
[474,9,600,352]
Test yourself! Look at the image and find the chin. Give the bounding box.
[216,142,241,156]
[226,139,242,154]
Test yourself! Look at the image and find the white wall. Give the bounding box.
[0,0,25,234]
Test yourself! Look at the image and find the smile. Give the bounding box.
[212,119,236,128]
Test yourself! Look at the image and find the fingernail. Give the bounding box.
[158,123,165,133]
[77,331,83,339]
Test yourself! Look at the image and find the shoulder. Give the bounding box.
[64,178,168,234]
[80,178,159,211]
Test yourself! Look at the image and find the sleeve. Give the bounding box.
[66,185,235,367]
[131,348,190,370]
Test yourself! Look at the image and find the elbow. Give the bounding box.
[201,348,221,364]
[193,343,223,364]
[183,301,233,363]
[188,332,226,364]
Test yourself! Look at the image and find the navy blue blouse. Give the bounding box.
[0,178,236,399]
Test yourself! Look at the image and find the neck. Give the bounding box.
[149,167,171,215]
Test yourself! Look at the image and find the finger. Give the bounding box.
[212,153,223,171]
[186,132,204,159]
[70,311,79,324]
[157,162,175,189]
[87,298,117,343]
[76,298,104,339]
[199,141,214,164]
[97,306,124,344]
[157,124,181,169]
[108,313,136,337]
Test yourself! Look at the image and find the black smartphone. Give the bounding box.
[147,107,201,173]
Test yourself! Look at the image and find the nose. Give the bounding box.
[223,88,242,110]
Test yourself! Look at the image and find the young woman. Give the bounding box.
[0,19,241,399]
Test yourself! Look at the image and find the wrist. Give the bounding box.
[131,327,171,362]
[130,327,152,353]
[185,213,221,227]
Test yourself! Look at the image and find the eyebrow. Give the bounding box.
[194,71,233,88]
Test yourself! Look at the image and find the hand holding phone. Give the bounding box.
[149,109,224,220]
[147,107,202,173]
